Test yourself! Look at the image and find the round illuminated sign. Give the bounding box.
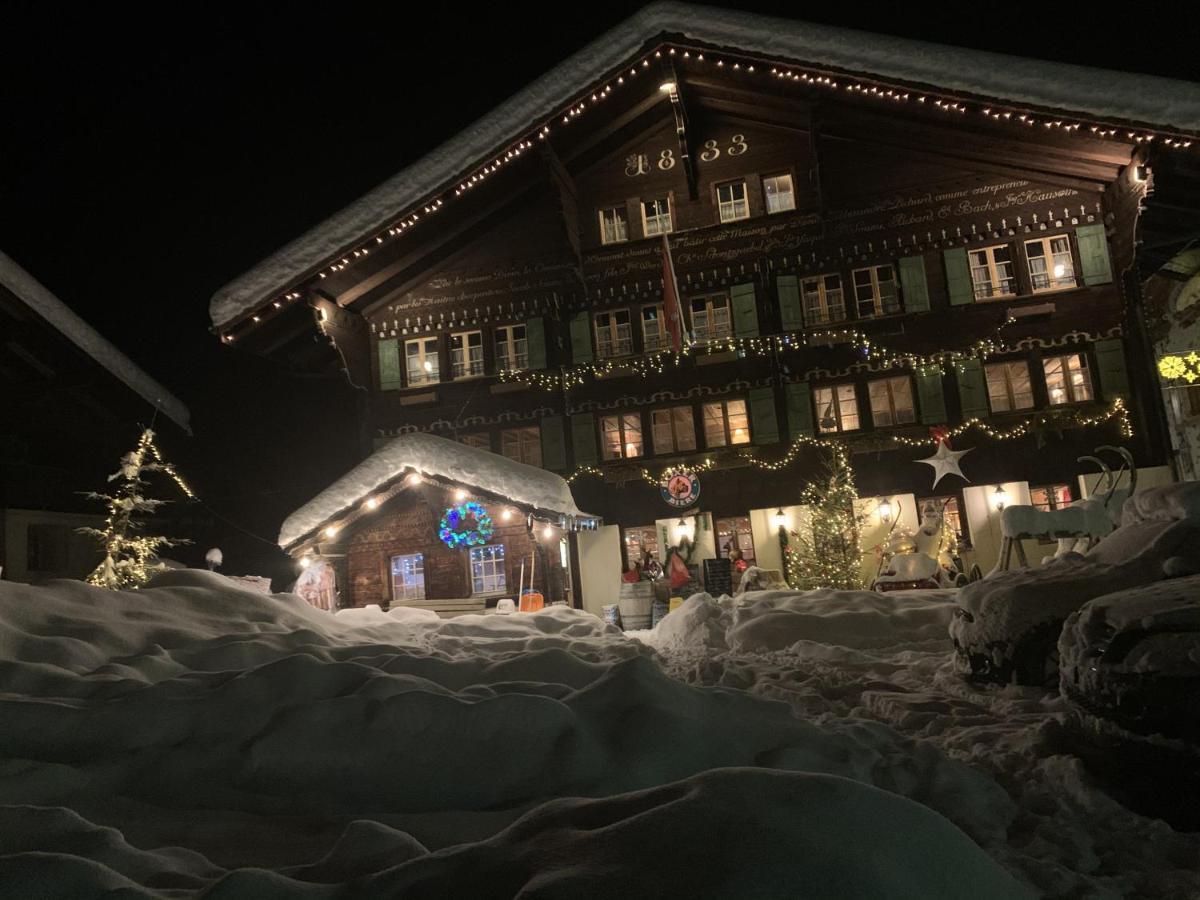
[660,469,701,509]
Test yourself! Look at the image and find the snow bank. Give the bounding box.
[278,432,588,549]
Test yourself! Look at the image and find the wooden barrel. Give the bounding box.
[617,581,654,630]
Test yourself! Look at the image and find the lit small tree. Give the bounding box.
[80,428,194,589]
[783,446,865,590]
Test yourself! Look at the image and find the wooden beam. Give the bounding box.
[663,60,698,200]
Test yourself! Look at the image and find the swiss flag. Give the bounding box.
[661,234,685,353]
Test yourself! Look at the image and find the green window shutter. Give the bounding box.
[377,338,402,391]
[540,416,567,471]
[954,358,990,421]
[570,413,599,466]
[1076,223,1113,286]
[784,381,814,437]
[776,275,803,332]
[569,312,593,364]
[731,282,760,337]
[914,369,947,424]
[748,387,780,444]
[525,317,546,369]
[898,255,930,313]
[1092,338,1129,399]
[943,248,974,306]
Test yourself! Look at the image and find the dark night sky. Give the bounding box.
[3,1,1197,573]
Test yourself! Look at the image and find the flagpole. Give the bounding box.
[661,233,688,352]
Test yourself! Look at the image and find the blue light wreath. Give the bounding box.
[438,500,494,549]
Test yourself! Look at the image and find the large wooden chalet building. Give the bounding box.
[210,4,1200,614]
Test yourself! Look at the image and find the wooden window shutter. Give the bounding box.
[954,358,990,420]
[914,369,947,424]
[570,412,599,466]
[569,311,593,363]
[749,387,780,443]
[898,255,931,313]
[785,381,814,437]
[1076,223,1114,285]
[377,338,402,390]
[525,317,546,369]
[540,416,567,470]
[730,282,760,337]
[776,275,804,332]
[1092,338,1130,399]
[943,248,974,306]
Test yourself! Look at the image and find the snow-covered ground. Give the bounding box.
[1,572,1195,897]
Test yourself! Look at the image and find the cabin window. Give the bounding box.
[1025,236,1076,292]
[969,245,1017,300]
[600,413,644,460]
[716,180,749,222]
[641,198,672,236]
[868,376,916,427]
[450,330,484,379]
[1043,354,1092,405]
[623,525,659,569]
[716,516,756,564]
[690,294,732,342]
[763,174,795,214]
[851,265,900,318]
[390,553,426,601]
[921,496,967,547]
[501,426,542,466]
[469,544,507,594]
[599,206,628,244]
[641,304,669,352]
[985,361,1035,413]
[801,274,845,325]
[814,383,860,433]
[460,432,491,450]
[702,399,750,447]
[494,324,528,372]
[594,310,633,358]
[651,405,697,454]
[405,337,440,385]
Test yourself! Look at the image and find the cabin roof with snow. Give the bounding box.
[278,432,594,551]
[1,250,191,433]
[210,0,1200,331]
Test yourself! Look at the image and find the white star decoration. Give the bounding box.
[917,441,972,489]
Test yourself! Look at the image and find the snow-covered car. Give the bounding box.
[1058,575,1200,829]
[950,484,1200,685]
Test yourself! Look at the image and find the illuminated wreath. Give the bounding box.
[438,501,494,549]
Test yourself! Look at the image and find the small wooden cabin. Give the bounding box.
[281,433,599,614]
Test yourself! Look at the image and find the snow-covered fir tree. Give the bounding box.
[80,428,194,589]
[783,447,865,591]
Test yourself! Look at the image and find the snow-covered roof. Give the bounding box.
[1,250,191,433]
[209,2,1200,330]
[278,432,591,549]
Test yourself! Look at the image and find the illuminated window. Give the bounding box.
[852,265,900,317]
[469,544,506,594]
[501,426,541,466]
[716,516,756,564]
[921,497,967,547]
[1043,354,1092,405]
[702,399,750,447]
[801,274,845,325]
[1025,236,1076,292]
[599,206,628,244]
[1030,484,1073,512]
[969,245,1017,299]
[405,337,440,385]
[449,330,484,379]
[985,361,1035,413]
[390,553,426,601]
[690,294,732,341]
[651,405,697,454]
[763,174,795,214]
[868,376,916,427]
[624,525,659,569]
[494,325,528,372]
[641,304,668,352]
[460,432,491,450]
[641,198,672,236]
[814,383,860,433]
[594,310,633,358]
[716,180,749,222]
[600,413,644,460]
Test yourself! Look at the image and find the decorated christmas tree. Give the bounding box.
[783,446,864,590]
[80,428,194,589]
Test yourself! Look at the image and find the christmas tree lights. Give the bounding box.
[783,446,865,590]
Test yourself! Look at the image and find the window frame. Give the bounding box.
[968,244,1018,300]
[449,329,484,380]
[689,293,732,342]
[1043,353,1093,406]
[640,197,673,237]
[599,412,645,460]
[494,324,528,372]
[641,304,668,353]
[390,553,427,602]
[598,206,629,245]
[920,496,969,549]
[594,309,633,359]
[650,404,697,455]
[1024,235,1077,293]
[459,432,491,450]
[500,426,542,466]
[405,337,440,386]
[623,525,659,569]
[800,273,846,326]
[716,180,750,223]
[716,515,757,564]
[814,382,861,433]
[867,375,916,428]
[984,360,1036,414]
[851,265,900,318]
[762,173,796,214]
[469,544,507,595]
[701,398,751,448]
